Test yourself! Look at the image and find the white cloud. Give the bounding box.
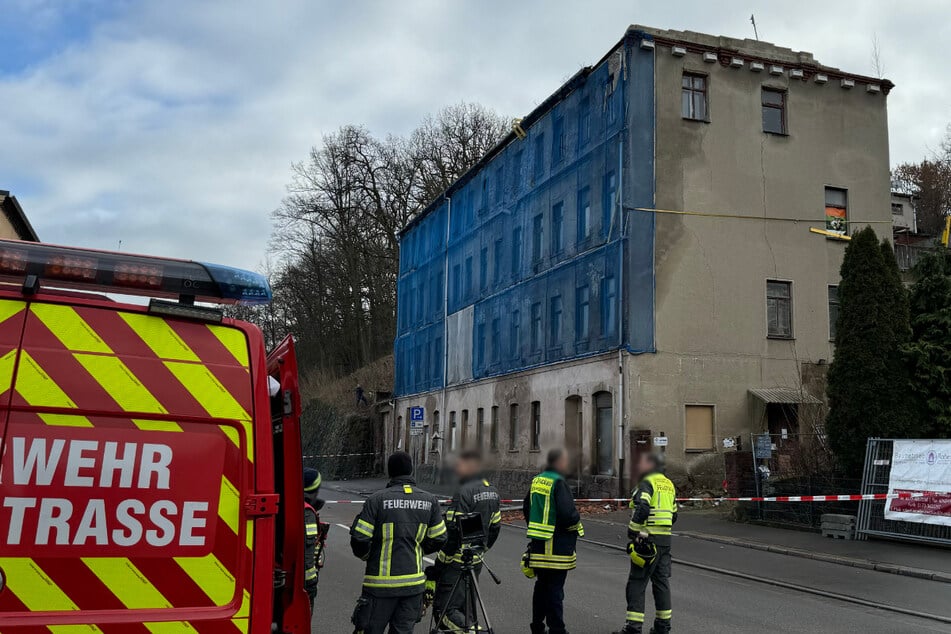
[1,0,948,270]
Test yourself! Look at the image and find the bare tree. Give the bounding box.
[893,125,951,236]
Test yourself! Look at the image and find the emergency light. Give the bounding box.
[0,239,272,305]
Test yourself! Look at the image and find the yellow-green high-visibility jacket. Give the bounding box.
[522,471,584,570]
[628,471,678,540]
[349,476,448,596]
[303,503,320,586]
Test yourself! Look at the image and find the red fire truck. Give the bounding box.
[0,239,311,633]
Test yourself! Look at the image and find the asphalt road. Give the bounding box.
[313,486,951,633]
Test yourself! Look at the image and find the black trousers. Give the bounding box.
[531,568,568,634]
[351,591,423,634]
[433,563,482,629]
[624,542,672,633]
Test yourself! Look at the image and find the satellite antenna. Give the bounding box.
[750,14,759,41]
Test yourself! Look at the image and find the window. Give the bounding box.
[551,202,564,255]
[577,186,591,242]
[552,115,565,164]
[891,203,904,216]
[530,302,542,351]
[512,150,523,192]
[490,406,499,451]
[464,256,473,296]
[681,73,708,121]
[549,295,563,347]
[479,247,488,291]
[476,408,485,449]
[602,171,617,237]
[606,74,619,124]
[685,404,715,452]
[461,410,469,448]
[494,165,504,204]
[531,401,541,451]
[490,317,501,364]
[578,96,591,147]
[476,322,486,367]
[450,411,457,451]
[493,238,503,284]
[512,226,522,275]
[828,285,840,341]
[480,178,488,213]
[452,264,461,303]
[532,214,544,262]
[594,392,613,475]
[766,280,793,338]
[761,88,787,134]
[533,133,545,180]
[509,310,521,357]
[509,403,519,450]
[825,187,848,235]
[576,285,590,340]
[601,275,617,337]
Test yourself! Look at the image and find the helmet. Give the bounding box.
[303,468,322,493]
[627,539,657,568]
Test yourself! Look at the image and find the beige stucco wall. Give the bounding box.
[0,216,22,240]
[635,40,892,477]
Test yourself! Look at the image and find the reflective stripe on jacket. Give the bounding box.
[628,472,678,537]
[349,476,448,597]
[438,476,502,565]
[522,471,583,570]
[303,503,319,584]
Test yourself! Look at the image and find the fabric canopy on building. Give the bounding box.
[748,387,822,405]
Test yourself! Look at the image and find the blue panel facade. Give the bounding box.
[395,32,657,396]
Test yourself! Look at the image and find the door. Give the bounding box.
[595,392,614,475]
[564,396,582,476]
[267,334,311,634]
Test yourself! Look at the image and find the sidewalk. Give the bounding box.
[585,507,951,583]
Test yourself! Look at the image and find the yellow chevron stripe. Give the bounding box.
[120,313,201,362]
[246,519,254,552]
[0,347,19,394]
[74,353,168,414]
[218,476,240,536]
[164,361,252,459]
[133,418,184,432]
[31,304,112,353]
[0,298,25,324]
[16,350,76,408]
[38,413,93,428]
[82,558,199,633]
[207,324,250,368]
[0,558,104,633]
[174,553,236,607]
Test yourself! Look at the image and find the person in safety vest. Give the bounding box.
[302,468,324,612]
[522,448,584,634]
[613,452,677,634]
[429,449,502,632]
[349,451,448,634]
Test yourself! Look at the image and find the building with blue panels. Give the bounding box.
[389,26,894,494]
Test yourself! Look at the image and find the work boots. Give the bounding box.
[611,626,641,634]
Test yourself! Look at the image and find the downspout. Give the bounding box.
[616,132,626,499]
[440,196,452,470]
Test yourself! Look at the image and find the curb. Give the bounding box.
[677,530,951,584]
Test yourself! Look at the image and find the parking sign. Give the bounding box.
[409,406,425,435]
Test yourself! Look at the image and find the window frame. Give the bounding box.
[551,201,565,255]
[549,294,563,348]
[684,403,717,453]
[530,401,541,451]
[824,186,849,236]
[766,279,794,339]
[681,72,709,122]
[577,186,591,243]
[509,309,521,358]
[575,284,590,341]
[532,213,544,263]
[509,403,519,451]
[828,284,840,342]
[490,406,499,451]
[761,87,788,135]
[530,302,542,352]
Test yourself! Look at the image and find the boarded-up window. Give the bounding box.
[685,405,715,452]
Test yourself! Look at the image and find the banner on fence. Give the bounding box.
[885,439,951,527]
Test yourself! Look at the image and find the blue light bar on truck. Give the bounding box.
[0,239,272,306]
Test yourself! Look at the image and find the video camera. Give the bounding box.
[454,512,486,549]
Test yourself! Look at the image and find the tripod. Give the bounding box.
[430,545,500,634]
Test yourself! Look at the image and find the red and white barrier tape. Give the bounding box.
[303,452,377,459]
[322,492,925,505]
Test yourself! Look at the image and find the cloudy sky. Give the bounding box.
[2,0,949,270]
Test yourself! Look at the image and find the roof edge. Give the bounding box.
[0,191,40,242]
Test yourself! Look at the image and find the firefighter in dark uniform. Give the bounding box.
[302,468,323,611]
[614,453,677,634]
[522,448,584,634]
[431,449,502,632]
[350,451,448,634]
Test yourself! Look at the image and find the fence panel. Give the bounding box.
[856,438,951,545]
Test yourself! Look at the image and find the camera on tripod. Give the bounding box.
[455,512,486,550]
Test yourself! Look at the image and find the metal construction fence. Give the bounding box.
[856,438,951,546]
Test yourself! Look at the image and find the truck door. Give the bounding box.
[266,335,310,634]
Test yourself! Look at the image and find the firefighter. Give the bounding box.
[522,448,584,634]
[303,468,323,612]
[349,451,447,634]
[614,452,677,634]
[430,449,502,632]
